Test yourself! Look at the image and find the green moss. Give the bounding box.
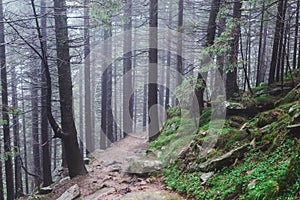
[198,109,212,128]
[276,83,300,106]
[253,83,268,93]
[167,106,181,118]
[253,94,275,106]
[256,109,286,128]
[216,128,249,150]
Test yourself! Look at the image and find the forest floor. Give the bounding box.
[46,133,183,200]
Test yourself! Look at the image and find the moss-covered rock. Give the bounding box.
[275,83,300,106]
[256,109,286,128]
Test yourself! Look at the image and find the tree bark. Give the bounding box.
[40,0,52,187]
[269,0,285,85]
[53,0,87,178]
[123,0,133,136]
[226,0,242,99]
[11,68,23,197]
[148,0,159,142]
[0,0,14,198]
[84,0,94,153]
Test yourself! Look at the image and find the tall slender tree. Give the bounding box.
[84,0,94,153]
[123,0,133,136]
[226,0,242,99]
[53,0,87,178]
[11,68,23,197]
[148,0,159,141]
[0,0,14,198]
[40,0,52,187]
[269,0,286,85]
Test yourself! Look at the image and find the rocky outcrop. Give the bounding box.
[196,144,250,172]
[57,184,80,200]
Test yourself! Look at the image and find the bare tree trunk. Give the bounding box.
[176,0,184,92]
[53,0,87,178]
[256,1,265,86]
[269,0,286,85]
[31,66,41,188]
[40,0,52,187]
[21,69,29,194]
[148,0,159,142]
[165,2,172,109]
[79,67,84,156]
[84,0,94,154]
[11,68,23,197]
[226,0,242,99]
[0,1,14,198]
[123,0,133,136]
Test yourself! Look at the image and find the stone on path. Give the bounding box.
[57,184,80,200]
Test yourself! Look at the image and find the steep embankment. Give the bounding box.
[150,72,300,199]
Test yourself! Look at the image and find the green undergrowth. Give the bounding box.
[165,139,296,200]
[153,82,300,199]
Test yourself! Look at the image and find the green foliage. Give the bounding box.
[164,139,294,200]
[173,76,204,107]
[148,118,181,152]
[167,106,181,118]
[90,0,123,27]
[198,109,212,128]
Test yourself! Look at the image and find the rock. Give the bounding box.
[59,177,70,183]
[200,172,214,185]
[287,124,300,138]
[85,187,116,200]
[289,104,300,114]
[248,180,257,190]
[53,167,68,182]
[197,144,250,172]
[256,86,291,96]
[225,101,258,117]
[119,191,182,200]
[126,158,163,175]
[57,184,80,200]
[39,186,53,195]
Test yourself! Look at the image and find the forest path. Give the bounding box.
[48,133,183,200]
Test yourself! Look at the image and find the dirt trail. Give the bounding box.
[48,133,183,200]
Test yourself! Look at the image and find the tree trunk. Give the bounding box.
[40,0,52,187]
[148,0,159,142]
[84,0,94,154]
[31,65,41,188]
[79,67,84,156]
[256,1,265,86]
[11,67,23,197]
[0,0,14,198]
[21,69,29,194]
[123,0,133,136]
[226,0,242,99]
[269,0,285,85]
[176,0,184,91]
[54,0,87,178]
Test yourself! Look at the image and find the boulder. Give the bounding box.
[126,157,163,175]
[57,184,80,200]
[197,144,250,172]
